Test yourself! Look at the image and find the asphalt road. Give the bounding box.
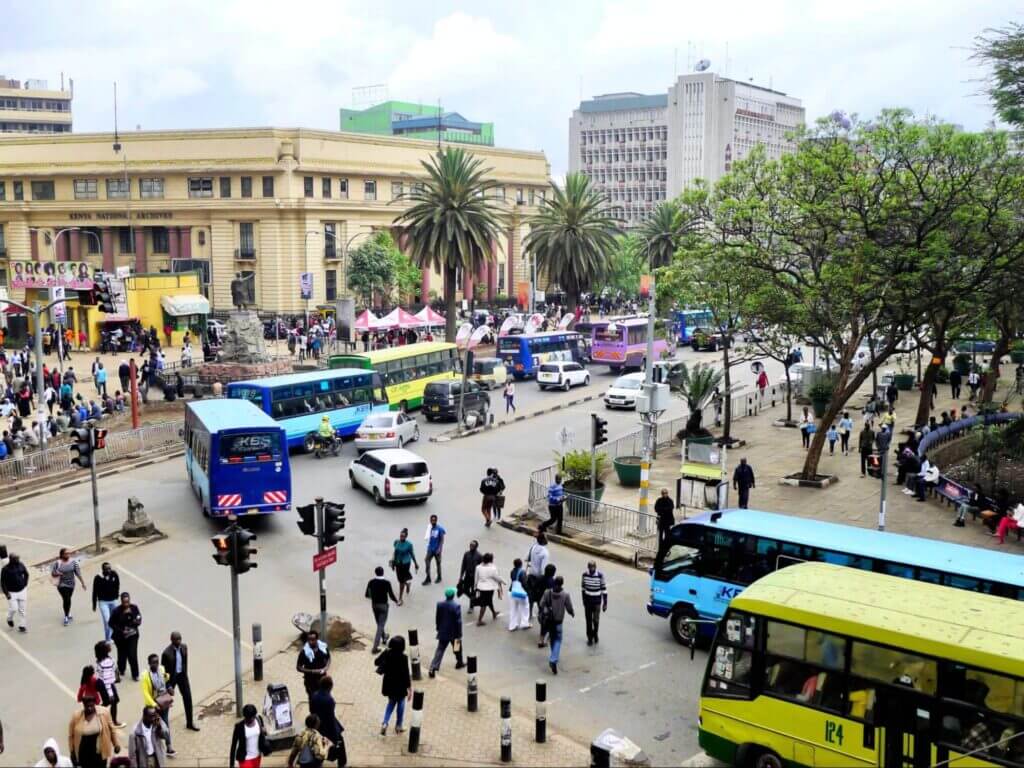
[0,347,785,766]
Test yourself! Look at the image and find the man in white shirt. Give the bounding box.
[129,706,169,767]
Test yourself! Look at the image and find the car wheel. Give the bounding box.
[303,433,317,453]
[670,605,699,646]
[750,749,785,768]
[563,379,571,391]
[412,425,420,442]
[425,414,434,423]
[538,384,545,391]
[349,470,357,489]
[372,487,383,506]
[583,375,590,386]
[417,497,428,504]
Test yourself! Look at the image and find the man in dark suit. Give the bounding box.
[428,588,465,678]
[162,631,199,731]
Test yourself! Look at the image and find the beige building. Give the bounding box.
[0,127,550,319]
[0,77,73,135]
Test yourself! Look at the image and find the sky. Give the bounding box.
[1,0,1018,176]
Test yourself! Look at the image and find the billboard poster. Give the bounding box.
[300,272,313,300]
[50,287,66,322]
[639,274,651,299]
[11,261,94,290]
[516,281,531,309]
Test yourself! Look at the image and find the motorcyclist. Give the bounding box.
[317,414,335,448]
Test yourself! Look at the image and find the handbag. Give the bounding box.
[156,691,174,710]
[510,581,528,600]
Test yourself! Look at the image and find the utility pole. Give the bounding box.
[316,497,327,633]
[876,427,892,531]
[298,499,345,636]
[590,414,608,510]
[638,242,657,530]
[212,520,258,718]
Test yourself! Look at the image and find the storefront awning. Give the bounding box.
[160,294,210,317]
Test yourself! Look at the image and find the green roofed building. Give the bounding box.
[339,100,494,147]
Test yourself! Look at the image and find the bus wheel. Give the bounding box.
[670,605,698,646]
[748,748,784,768]
[303,433,317,453]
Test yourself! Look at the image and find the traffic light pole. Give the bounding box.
[315,496,327,635]
[230,535,243,719]
[89,438,101,554]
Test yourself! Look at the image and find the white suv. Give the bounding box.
[537,361,590,391]
[349,448,432,505]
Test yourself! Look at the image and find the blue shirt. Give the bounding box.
[96,369,107,384]
[839,417,853,433]
[547,482,565,505]
[826,428,838,441]
[426,524,446,554]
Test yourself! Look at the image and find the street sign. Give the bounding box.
[312,546,337,572]
[300,272,313,300]
[50,287,66,322]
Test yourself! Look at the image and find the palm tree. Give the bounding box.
[394,147,502,341]
[669,362,724,438]
[524,173,619,310]
[637,200,683,268]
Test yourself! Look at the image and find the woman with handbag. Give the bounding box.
[94,642,122,727]
[68,695,121,768]
[229,704,271,768]
[507,558,530,631]
[472,553,505,626]
[374,636,412,735]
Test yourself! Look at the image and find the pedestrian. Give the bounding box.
[421,514,445,586]
[654,489,675,555]
[538,576,575,675]
[109,592,142,681]
[539,473,564,535]
[2,552,29,633]
[534,564,557,648]
[296,630,331,702]
[859,423,875,477]
[949,367,962,400]
[118,361,130,394]
[365,566,398,654]
[839,411,854,456]
[374,635,412,736]
[94,641,122,727]
[127,706,170,768]
[490,468,506,521]
[92,562,120,643]
[35,737,73,767]
[229,703,270,768]
[390,529,418,605]
[428,588,465,678]
[525,533,550,622]
[580,561,608,646]
[826,423,838,456]
[799,407,812,449]
[287,715,330,768]
[162,632,199,732]
[140,654,175,756]
[503,380,516,415]
[479,469,500,527]
[78,664,104,704]
[756,368,768,401]
[967,369,980,400]
[68,695,121,768]
[95,364,107,398]
[732,457,755,509]
[50,548,87,627]
[473,552,505,626]
[507,558,530,631]
[886,381,898,409]
[309,677,345,766]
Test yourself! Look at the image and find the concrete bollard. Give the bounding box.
[467,656,478,712]
[500,696,512,763]
[408,628,422,681]
[408,689,425,753]
[535,679,546,743]
[252,623,263,682]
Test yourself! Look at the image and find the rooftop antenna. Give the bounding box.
[112,81,121,152]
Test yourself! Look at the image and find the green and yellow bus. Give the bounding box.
[699,562,1024,768]
[328,342,459,411]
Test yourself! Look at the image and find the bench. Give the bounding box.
[932,476,973,509]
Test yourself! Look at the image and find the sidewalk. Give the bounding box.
[169,636,590,767]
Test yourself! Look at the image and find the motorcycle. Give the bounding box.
[313,430,343,459]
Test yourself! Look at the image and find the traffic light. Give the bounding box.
[321,502,346,547]
[591,414,608,447]
[93,429,108,450]
[94,273,115,314]
[70,427,93,469]
[211,533,233,566]
[234,528,258,574]
[296,504,317,536]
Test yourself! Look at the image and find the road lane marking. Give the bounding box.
[1,532,70,548]
[578,660,657,694]
[119,564,252,650]
[0,630,76,699]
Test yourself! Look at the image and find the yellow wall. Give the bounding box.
[84,271,202,349]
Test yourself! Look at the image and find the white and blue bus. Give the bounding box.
[184,399,291,518]
[675,308,713,343]
[226,368,389,452]
[497,331,585,379]
[649,508,1024,645]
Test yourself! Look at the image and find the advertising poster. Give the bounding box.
[11,261,95,290]
[300,272,313,300]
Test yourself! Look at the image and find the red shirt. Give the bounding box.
[77,676,102,703]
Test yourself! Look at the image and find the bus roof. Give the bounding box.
[230,368,372,389]
[507,331,581,340]
[733,562,1024,677]
[356,341,456,364]
[605,317,649,327]
[680,508,1024,586]
[186,399,280,432]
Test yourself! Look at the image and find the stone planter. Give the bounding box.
[893,373,916,391]
[564,481,606,517]
[613,456,643,487]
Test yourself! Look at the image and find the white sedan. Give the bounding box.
[604,372,644,409]
[354,411,420,453]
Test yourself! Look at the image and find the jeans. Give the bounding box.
[548,623,564,664]
[505,395,515,414]
[840,433,850,453]
[383,697,406,727]
[6,588,27,630]
[371,602,389,651]
[98,599,118,642]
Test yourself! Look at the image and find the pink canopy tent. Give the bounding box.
[414,306,447,326]
[378,307,425,329]
[355,309,381,330]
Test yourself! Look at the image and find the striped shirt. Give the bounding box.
[581,570,607,601]
[96,656,117,697]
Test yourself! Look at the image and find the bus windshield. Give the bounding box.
[595,326,623,342]
[498,337,523,352]
[220,432,282,462]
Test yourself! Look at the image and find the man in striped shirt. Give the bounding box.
[580,561,608,646]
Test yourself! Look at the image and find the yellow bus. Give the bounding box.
[699,562,1024,768]
[328,342,459,411]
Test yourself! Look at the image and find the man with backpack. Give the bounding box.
[478,468,504,528]
[538,576,575,675]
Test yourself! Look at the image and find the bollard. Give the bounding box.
[252,623,263,682]
[500,696,512,763]
[590,740,611,768]
[408,689,425,753]
[467,656,478,712]
[535,679,546,743]
[408,628,422,681]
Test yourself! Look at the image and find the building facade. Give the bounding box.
[569,72,805,227]
[0,127,549,327]
[0,77,73,135]
[340,101,494,146]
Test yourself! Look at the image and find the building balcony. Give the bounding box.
[234,248,256,261]
[324,248,340,261]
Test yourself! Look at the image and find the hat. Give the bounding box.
[444,587,456,599]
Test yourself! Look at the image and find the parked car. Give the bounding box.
[206,319,226,335]
[537,361,590,391]
[354,411,420,452]
[470,357,508,390]
[604,372,645,409]
[691,327,730,352]
[422,380,490,422]
[652,359,685,384]
[348,448,432,505]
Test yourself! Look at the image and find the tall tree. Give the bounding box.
[974,22,1024,127]
[524,173,619,310]
[395,147,502,341]
[638,199,684,268]
[347,231,398,309]
[605,234,645,295]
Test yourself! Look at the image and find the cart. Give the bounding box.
[263,683,296,747]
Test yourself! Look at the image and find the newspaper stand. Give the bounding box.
[263,683,296,746]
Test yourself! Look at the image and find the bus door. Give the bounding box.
[877,688,933,768]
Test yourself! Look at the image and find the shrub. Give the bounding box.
[807,378,836,403]
[555,449,610,486]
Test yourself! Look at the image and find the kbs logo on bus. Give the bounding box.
[263,491,288,504]
[216,494,242,507]
[715,585,743,602]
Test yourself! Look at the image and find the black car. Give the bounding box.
[691,327,730,352]
[422,380,491,422]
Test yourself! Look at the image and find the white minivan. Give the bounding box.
[537,361,590,391]
[349,448,432,505]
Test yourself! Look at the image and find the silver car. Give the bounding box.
[354,411,420,452]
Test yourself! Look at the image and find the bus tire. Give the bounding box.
[303,433,317,453]
[744,747,784,768]
[669,605,699,646]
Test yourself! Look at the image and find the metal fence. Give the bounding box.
[0,420,182,485]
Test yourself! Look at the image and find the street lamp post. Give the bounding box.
[637,240,658,532]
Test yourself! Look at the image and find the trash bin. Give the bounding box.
[263,683,296,747]
[866,453,882,479]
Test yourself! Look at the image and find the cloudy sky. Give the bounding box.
[2,0,1017,175]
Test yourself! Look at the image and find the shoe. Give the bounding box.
[186,725,200,732]
[166,749,177,757]
[421,579,431,586]
[455,661,466,670]
[537,641,546,648]
[428,669,437,678]
[434,577,442,584]
[18,627,26,633]
[953,520,965,527]
[396,726,405,734]
[62,616,70,627]
[68,615,73,623]
[372,647,380,654]
[587,639,593,646]
[549,661,558,675]
[5,619,11,628]
[380,725,388,736]
[113,722,126,729]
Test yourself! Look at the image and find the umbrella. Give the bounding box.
[468,325,493,349]
[498,315,523,337]
[354,310,380,330]
[414,306,447,327]
[524,313,545,334]
[455,322,473,348]
[379,308,425,329]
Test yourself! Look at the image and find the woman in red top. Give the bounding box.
[77,664,104,703]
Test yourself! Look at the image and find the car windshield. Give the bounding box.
[613,377,642,390]
[424,383,450,395]
[390,462,428,478]
[539,364,560,373]
[363,415,394,429]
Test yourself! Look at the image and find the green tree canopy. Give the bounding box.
[347,231,398,308]
[974,22,1024,127]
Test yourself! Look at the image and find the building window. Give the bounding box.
[188,177,214,198]
[325,270,337,301]
[140,178,165,199]
[198,230,206,247]
[73,179,98,200]
[31,181,55,200]
[83,227,101,254]
[152,227,169,253]
[338,179,348,199]
[219,177,232,198]
[241,176,252,198]
[322,178,331,199]
[516,188,525,204]
[14,181,23,201]
[364,180,376,201]
[239,222,255,258]
[493,186,505,200]
[0,225,5,255]
[304,176,314,198]
[119,227,135,253]
[390,181,403,200]
[529,189,535,205]
[0,267,6,286]
[324,222,337,259]
[498,263,505,293]
[262,176,274,197]
[106,178,129,199]
[0,181,4,201]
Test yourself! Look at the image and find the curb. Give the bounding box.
[430,394,599,442]
[496,514,644,569]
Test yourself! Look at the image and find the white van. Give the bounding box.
[348,448,432,505]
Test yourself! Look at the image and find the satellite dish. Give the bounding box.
[695,59,711,72]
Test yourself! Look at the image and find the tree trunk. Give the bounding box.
[915,339,945,428]
[721,345,733,440]
[982,333,1011,404]
[802,397,847,480]
[566,290,578,313]
[444,266,457,343]
[784,365,793,424]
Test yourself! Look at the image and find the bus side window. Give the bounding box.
[764,621,846,714]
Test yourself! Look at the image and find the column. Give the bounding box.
[180,226,192,259]
[69,229,81,262]
[134,228,147,273]
[507,228,516,306]
[168,227,180,261]
[30,229,38,261]
[56,231,69,262]
[420,269,430,305]
[488,240,497,302]
[101,227,114,272]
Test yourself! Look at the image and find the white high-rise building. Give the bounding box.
[569,72,804,227]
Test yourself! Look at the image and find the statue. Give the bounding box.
[231,272,255,310]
